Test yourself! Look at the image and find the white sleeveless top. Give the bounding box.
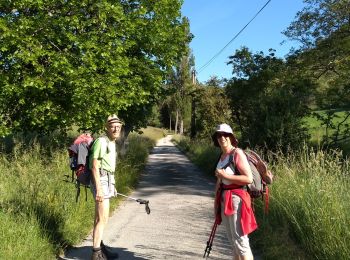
[216,153,236,185]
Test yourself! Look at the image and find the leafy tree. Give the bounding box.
[159,90,177,131]
[283,0,350,49]
[0,0,191,136]
[205,75,227,88]
[226,47,285,134]
[194,82,231,140]
[226,47,315,150]
[165,52,194,134]
[283,0,350,146]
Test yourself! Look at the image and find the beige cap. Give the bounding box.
[106,114,123,125]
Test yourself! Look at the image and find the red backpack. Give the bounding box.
[68,133,95,201]
[227,149,273,213]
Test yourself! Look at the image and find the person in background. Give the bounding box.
[212,123,257,260]
[90,115,123,260]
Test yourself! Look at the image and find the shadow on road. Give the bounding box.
[59,245,149,260]
[134,143,216,199]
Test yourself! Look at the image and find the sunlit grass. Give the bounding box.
[0,127,161,259]
[305,109,350,147]
[139,126,167,142]
[264,147,350,259]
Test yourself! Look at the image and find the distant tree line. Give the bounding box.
[1,0,348,152]
[158,0,349,151]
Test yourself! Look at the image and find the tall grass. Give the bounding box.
[261,147,350,259]
[114,133,155,195]
[0,130,157,259]
[172,134,220,176]
[174,136,350,259]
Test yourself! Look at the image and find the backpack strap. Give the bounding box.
[222,149,239,174]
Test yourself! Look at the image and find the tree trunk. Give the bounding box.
[169,115,172,132]
[190,95,196,138]
[118,124,131,156]
[175,110,179,134]
[180,119,184,134]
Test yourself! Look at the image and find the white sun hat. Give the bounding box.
[214,123,233,134]
[212,123,238,147]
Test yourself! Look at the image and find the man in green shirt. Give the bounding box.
[90,114,123,260]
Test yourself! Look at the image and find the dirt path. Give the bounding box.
[62,136,233,259]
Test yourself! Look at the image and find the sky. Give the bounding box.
[181,0,306,83]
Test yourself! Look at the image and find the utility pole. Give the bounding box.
[190,69,197,139]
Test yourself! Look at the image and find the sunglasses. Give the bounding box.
[216,132,231,138]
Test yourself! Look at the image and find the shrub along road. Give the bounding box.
[62,136,234,259]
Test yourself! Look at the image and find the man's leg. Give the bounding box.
[93,198,110,248]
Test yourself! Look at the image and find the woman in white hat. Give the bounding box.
[212,123,257,260]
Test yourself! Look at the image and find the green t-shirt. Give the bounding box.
[89,136,116,172]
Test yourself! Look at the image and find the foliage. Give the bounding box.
[161,51,194,133]
[283,0,350,48]
[310,109,350,148]
[205,75,227,88]
[283,0,350,148]
[225,47,314,151]
[163,73,231,139]
[194,84,231,139]
[0,0,191,136]
[265,146,350,259]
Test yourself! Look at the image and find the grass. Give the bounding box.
[139,126,168,141]
[0,127,160,259]
[263,147,350,259]
[173,136,350,259]
[304,109,350,150]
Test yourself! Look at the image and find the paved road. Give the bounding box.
[62,136,233,260]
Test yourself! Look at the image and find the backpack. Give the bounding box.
[226,148,273,213]
[68,133,95,201]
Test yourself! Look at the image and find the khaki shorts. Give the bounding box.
[91,171,116,199]
[221,194,252,256]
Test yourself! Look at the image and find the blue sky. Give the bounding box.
[181,0,306,83]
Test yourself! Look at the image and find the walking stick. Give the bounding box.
[116,192,151,214]
[203,218,219,258]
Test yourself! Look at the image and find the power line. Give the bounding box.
[197,0,272,74]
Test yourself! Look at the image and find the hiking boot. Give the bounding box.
[101,241,119,259]
[91,248,107,260]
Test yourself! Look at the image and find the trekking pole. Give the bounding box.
[115,192,151,214]
[203,219,219,258]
